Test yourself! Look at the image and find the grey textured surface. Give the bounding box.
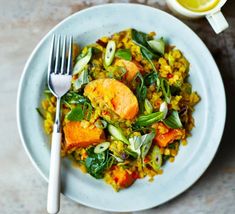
[0,0,234,213]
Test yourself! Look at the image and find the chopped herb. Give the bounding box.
[66,105,84,121]
[135,111,164,127]
[163,110,183,129]
[115,49,132,61]
[85,148,110,179]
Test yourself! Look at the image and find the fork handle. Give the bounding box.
[47,129,62,214]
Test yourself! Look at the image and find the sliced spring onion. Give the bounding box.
[125,148,138,159]
[151,145,162,170]
[104,40,116,67]
[141,132,156,160]
[94,142,110,154]
[163,110,183,129]
[128,131,155,159]
[73,69,89,90]
[135,111,164,127]
[161,78,171,103]
[94,119,107,129]
[144,99,153,114]
[110,154,124,163]
[159,101,168,119]
[129,136,142,156]
[147,38,165,55]
[73,47,92,75]
[107,124,129,145]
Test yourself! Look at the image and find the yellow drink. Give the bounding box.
[177,0,220,12]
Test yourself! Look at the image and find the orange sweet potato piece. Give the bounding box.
[115,59,143,81]
[84,78,139,120]
[154,128,185,147]
[63,121,105,151]
[112,166,137,189]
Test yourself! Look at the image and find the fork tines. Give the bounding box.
[48,35,73,76]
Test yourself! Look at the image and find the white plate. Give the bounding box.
[17,3,226,212]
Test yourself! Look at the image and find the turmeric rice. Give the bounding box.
[39,29,200,191]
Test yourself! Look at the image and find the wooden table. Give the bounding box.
[0,1,234,213]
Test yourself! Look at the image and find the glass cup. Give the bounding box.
[166,0,229,34]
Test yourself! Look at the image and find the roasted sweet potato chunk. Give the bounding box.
[84,78,139,120]
[63,121,105,151]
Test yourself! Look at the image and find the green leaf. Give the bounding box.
[144,72,158,86]
[140,48,158,73]
[74,69,89,90]
[115,49,132,61]
[73,47,92,75]
[62,91,89,105]
[66,105,84,121]
[131,29,157,60]
[147,38,165,55]
[85,148,110,179]
[135,111,164,127]
[133,72,147,113]
[163,110,183,129]
[161,78,171,103]
[131,29,150,49]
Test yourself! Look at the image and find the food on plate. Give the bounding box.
[39,29,200,191]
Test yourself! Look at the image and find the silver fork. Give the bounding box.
[47,35,73,214]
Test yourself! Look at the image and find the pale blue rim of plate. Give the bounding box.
[16,3,226,212]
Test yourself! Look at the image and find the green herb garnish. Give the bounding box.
[163,110,183,129]
[135,111,164,127]
[115,49,132,61]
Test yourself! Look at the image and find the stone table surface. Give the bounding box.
[0,0,234,213]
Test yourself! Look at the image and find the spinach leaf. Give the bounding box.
[133,73,147,113]
[144,71,161,92]
[66,105,84,121]
[140,48,158,72]
[163,110,183,129]
[62,92,92,121]
[131,29,151,50]
[115,49,132,61]
[131,29,158,60]
[62,91,89,105]
[144,72,158,86]
[85,148,110,179]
